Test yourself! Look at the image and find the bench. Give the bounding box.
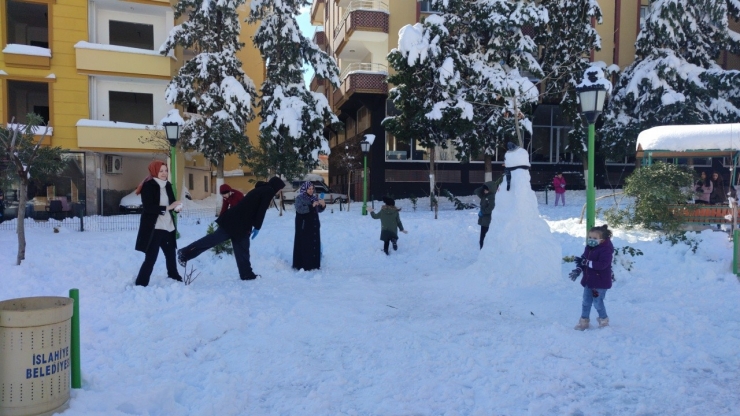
[667,203,737,230]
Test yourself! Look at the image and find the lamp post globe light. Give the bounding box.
[575,66,611,235]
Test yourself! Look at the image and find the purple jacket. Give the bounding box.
[553,176,566,194]
[579,239,614,289]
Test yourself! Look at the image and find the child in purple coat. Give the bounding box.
[553,173,566,206]
[569,225,614,330]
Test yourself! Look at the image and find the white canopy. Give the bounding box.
[636,123,740,152]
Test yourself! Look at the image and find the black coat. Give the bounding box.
[292,194,324,271]
[135,179,177,253]
[216,177,284,241]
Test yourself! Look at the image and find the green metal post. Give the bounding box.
[587,122,596,234]
[362,154,368,215]
[734,230,739,275]
[170,145,179,238]
[69,288,81,389]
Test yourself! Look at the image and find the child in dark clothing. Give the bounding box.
[369,196,408,255]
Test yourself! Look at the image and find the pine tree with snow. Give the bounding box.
[537,0,611,164]
[602,0,740,159]
[246,0,341,181]
[384,12,474,215]
[160,0,256,185]
[460,0,547,180]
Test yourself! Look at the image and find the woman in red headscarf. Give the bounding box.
[134,160,183,286]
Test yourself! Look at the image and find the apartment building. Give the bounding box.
[313,0,740,200]
[1,0,263,217]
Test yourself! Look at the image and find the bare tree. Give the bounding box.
[0,115,65,265]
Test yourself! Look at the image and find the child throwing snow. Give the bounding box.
[553,172,566,206]
[569,224,614,330]
[369,196,408,255]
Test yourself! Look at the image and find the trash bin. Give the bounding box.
[0,297,74,416]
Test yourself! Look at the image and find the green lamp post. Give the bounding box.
[576,67,610,235]
[163,120,181,235]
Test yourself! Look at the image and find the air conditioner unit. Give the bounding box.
[105,155,123,174]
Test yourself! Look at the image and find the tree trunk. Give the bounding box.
[513,98,524,148]
[216,156,225,191]
[484,154,492,182]
[347,171,352,212]
[16,177,28,265]
[429,147,437,219]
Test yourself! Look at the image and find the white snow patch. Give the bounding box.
[637,123,740,151]
[3,44,51,57]
[76,119,160,130]
[74,41,168,57]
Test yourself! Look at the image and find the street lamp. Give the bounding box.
[576,66,610,234]
[360,138,371,215]
[162,112,183,236]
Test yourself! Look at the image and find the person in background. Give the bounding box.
[134,160,182,287]
[709,171,727,205]
[570,224,614,330]
[219,184,244,216]
[694,171,713,204]
[178,177,285,280]
[553,172,567,206]
[292,182,325,271]
[369,196,408,255]
[474,182,496,249]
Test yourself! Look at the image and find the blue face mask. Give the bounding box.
[587,238,600,247]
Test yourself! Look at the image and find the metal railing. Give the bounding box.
[334,0,389,39]
[339,62,388,82]
[0,206,219,233]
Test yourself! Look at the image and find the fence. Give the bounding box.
[0,207,219,233]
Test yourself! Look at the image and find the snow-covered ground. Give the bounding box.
[2,190,739,415]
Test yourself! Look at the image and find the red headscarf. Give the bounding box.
[135,160,167,195]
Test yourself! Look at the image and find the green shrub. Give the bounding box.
[604,162,694,233]
[207,222,233,256]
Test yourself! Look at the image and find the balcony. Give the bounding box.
[314,29,328,50]
[333,63,388,107]
[311,0,326,25]
[310,75,327,95]
[74,42,173,80]
[334,1,389,57]
[76,120,162,152]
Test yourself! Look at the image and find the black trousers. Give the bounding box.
[480,226,489,249]
[136,229,180,286]
[179,227,256,279]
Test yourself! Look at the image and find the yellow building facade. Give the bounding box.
[0,0,264,216]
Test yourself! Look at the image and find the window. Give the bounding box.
[109,20,154,50]
[108,91,153,124]
[639,5,650,30]
[419,1,439,13]
[7,80,50,124]
[529,105,575,164]
[204,176,208,193]
[385,132,410,160]
[188,173,194,191]
[6,0,49,48]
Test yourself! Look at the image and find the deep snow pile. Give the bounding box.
[1,191,740,415]
[475,147,561,285]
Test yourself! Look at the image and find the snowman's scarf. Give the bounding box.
[504,165,530,191]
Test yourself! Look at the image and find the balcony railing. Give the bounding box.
[339,62,388,81]
[334,0,389,39]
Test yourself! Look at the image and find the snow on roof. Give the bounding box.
[636,124,740,152]
[3,44,51,57]
[7,124,53,136]
[74,41,168,57]
[0,70,7,75]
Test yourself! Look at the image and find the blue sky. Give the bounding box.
[297,6,316,85]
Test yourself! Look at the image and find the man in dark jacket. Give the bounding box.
[177,176,285,280]
[474,178,499,249]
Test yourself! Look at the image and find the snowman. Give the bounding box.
[475,143,562,285]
